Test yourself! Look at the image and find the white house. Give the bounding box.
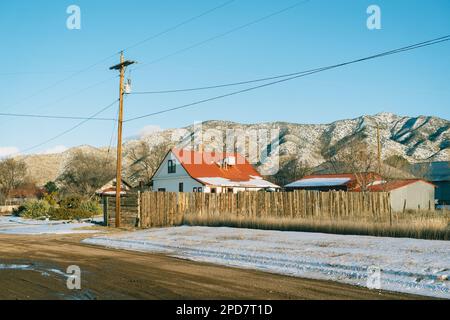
[151,148,280,193]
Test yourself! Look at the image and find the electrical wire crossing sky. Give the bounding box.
[0,0,449,156]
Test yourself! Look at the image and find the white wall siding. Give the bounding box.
[153,176,204,193]
[390,181,435,212]
[152,152,205,192]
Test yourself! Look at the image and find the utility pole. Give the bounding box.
[110,52,135,228]
[376,122,382,175]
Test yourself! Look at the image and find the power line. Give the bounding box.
[19,99,119,154]
[0,112,115,121]
[124,35,450,122]
[0,76,117,123]
[106,109,118,156]
[102,103,119,168]
[129,35,450,95]
[0,76,118,128]
[31,76,118,115]
[1,1,310,125]
[3,1,235,114]
[130,67,329,94]
[131,0,311,72]
[122,0,237,53]
[4,36,448,124]
[3,55,119,114]
[0,71,81,76]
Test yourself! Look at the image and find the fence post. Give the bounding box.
[137,191,141,228]
[103,196,108,227]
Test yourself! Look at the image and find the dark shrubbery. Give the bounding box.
[79,200,102,216]
[59,196,83,209]
[15,197,101,221]
[14,200,51,219]
[47,207,95,220]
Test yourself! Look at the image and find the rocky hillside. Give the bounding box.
[132,112,449,166]
[19,113,449,185]
[18,145,110,186]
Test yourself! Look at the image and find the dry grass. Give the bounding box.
[183,211,450,241]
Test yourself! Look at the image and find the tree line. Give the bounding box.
[0,141,172,205]
[0,138,434,205]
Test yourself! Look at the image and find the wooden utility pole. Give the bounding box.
[110,52,135,228]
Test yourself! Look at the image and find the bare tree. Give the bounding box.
[326,140,378,191]
[0,158,28,204]
[57,151,115,197]
[411,162,433,180]
[384,154,410,171]
[127,141,173,185]
[268,155,312,187]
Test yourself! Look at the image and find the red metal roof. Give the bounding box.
[96,179,132,196]
[172,148,262,182]
[364,179,436,192]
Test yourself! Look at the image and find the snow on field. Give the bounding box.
[0,216,99,235]
[84,226,450,299]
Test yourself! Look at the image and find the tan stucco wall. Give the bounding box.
[390,181,435,212]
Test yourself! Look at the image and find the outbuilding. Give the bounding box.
[365,179,436,212]
[95,178,133,196]
[284,173,383,192]
[411,161,450,207]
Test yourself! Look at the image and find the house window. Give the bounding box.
[168,160,176,174]
[227,188,234,193]
[198,187,202,193]
[267,144,272,156]
[211,188,217,194]
[193,187,197,192]
[179,183,184,192]
[158,188,166,192]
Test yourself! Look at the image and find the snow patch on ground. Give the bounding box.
[84,226,450,299]
[0,216,99,235]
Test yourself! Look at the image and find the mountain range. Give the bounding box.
[18,113,449,186]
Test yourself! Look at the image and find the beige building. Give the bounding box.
[366,179,435,212]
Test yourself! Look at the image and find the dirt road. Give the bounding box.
[0,233,426,300]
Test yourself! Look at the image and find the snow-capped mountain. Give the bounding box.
[18,113,449,185]
[132,112,449,165]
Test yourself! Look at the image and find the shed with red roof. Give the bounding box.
[363,179,436,212]
[286,173,435,211]
[285,173,383,192]
[95,178,133,196]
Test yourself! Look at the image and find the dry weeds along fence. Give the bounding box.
[106,191,449,240]
[139,191,392,228]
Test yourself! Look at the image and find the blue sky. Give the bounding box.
[0,0,449,156]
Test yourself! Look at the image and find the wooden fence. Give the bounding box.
[138,191,392,229]
[103,193,140,227]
